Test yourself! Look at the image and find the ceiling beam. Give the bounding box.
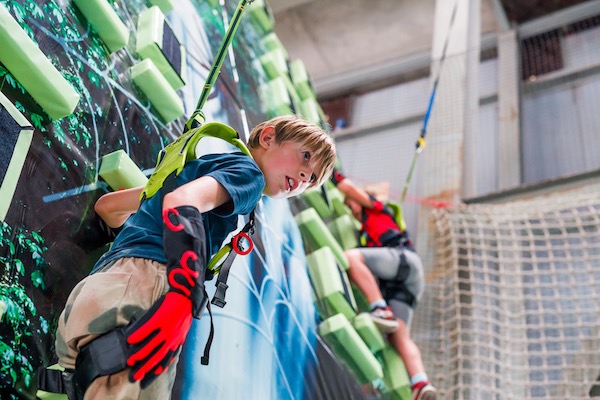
[519,0,600,38]
[314,33,498,99]
[313,51,430,99]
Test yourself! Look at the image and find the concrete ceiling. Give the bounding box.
[267,0,588,99]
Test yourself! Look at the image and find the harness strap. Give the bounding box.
[201,299,215,365]
[37,367,73,395]
[211,248,237,308]
[37,328,128,399]
[200,211,254,364]
[154,163,255,366]
[379,250,417,308]
[211,211,255,308]
[74,327,128,392]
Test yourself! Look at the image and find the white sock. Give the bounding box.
[410,372,429,386]
[369,299,387,310]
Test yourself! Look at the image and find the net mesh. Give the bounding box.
[414,191,600,399]
[408,13,600,397]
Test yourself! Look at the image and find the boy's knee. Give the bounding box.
[345,248,362,264]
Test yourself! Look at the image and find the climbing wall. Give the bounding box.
[0,1,363,399]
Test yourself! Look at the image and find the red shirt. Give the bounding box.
[330,167,406,247]
[360,200,403,247]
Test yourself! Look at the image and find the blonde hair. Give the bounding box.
[248,115,336,188]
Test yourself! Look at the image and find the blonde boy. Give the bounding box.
[54,116,336,399]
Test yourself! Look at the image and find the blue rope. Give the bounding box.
[418,0,459,143]
[401,0,460,202]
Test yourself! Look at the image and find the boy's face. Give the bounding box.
[257,126,316,199]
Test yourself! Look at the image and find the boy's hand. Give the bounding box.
[126,206,209,387]
[126,292,193,387]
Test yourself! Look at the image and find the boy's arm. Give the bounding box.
[126,175,232,386]
[163,175,232,212]
[96,176,232,228]
[331,167,373,208]
[94,186,144,228]
[336,177,374,209]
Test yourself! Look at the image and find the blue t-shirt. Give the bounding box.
[92,152,265,273]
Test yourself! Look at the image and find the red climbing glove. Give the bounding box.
[126,292,193,385]
[126,206,209,388]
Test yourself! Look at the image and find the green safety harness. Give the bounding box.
[142,120,254,269]
[141,120,256,306]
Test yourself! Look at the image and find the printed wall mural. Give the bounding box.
[0,0,363,399]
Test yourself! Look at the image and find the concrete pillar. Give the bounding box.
[497,28,521,189]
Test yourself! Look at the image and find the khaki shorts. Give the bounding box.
[55,257,176,399]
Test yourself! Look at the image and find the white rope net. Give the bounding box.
[414,191,600,399]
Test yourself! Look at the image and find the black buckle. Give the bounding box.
[211,282,228,308]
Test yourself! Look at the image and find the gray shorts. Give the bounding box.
[360,247,425,326]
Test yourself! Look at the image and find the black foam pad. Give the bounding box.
[162,21,182,76]
[0,104,22,185]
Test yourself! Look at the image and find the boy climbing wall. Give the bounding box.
[331,167,437,400]
[53,115,336,399]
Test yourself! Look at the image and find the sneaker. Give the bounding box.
[412,381,437,400]
[368,306,399,333]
